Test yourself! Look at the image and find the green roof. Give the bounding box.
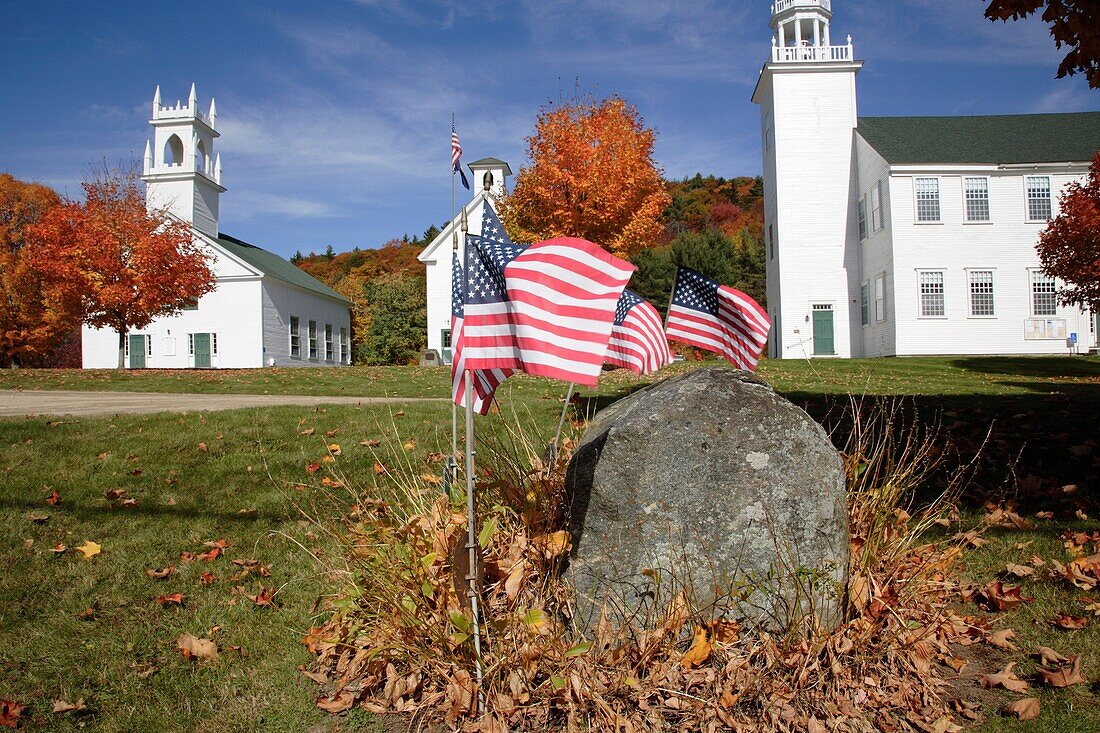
[857,112,1100,165]
[467,157,513,176]
[216,233,352,305]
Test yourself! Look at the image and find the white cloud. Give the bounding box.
[230,191,342,220]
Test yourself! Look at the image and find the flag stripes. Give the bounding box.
[665,266,770,371]
[462,236,634,387]
[451,255,512,415]
[605,290,671,375]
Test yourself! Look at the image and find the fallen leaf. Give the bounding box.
[1076,509,1090,521]
[1004,698,1040,721]
[1050,613,1089,630]
[316,690,356,713]
[197,442,207,452]
[324,428,339,438]
[305,461,321,474]
[1005,563,1034,578]
[980,662,1029,692]
[1036,511,1054,519]
[76,540,101,559]
[1035,646,1069,666]
[1036,656,1087,688]
[50,542,67,554]
[28,512,50,524]
[393,410,405,418]
[0,700,24,727]
[298,665,330,684]
[247,586,276,607]
[421,473,443,486]
[131,662,158,679]
[988,629,1019,650]
[403,439,417,451]
[52,698,86,714]
[180,551,196,563]
[202,538,229,549]
[146,565,174,580]
[76,605,97,621]
[199,571,216,586]
[196,547,221,562]
[373,462,389,475]
[945,657,968,674]
[531,531,571,559]
[680,626,712,669]
[299,427,316,436]
[156,592,186,607]
[978,581,1026,611]
[361,438,381,447]
[327,443,341,456]
[176,633,218,662]
[45,489,61,507]
[320,476,345,489]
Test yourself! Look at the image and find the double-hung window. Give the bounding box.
[968,270,995,316]
[874,274,885,322]
[919,271,945,317]
[340,328,349,364]
[964,177,990,222]
[308,320,318,359]
[1030,271,1057,316]
[1026,176,1052,221]
[857,197,867,240]
[871,181,884,232]
[914,178,940,222]
[860,282,870,325]
[325,324,334,361]
[290,316,300,358]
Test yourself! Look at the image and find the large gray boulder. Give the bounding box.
[565,367,848,631]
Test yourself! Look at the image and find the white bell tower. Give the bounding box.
[752,0,862,359]
[141,83,225,238]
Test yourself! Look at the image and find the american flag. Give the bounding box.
[665,266,770,371]
[462,230,635,387]
[451,124,469,190]
[451,255,513,415]
[605,289,672,375]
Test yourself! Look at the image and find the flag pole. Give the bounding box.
[546,382,574,477]
[460,206,485,704]
[447,110,459,491]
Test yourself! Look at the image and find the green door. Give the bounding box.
[812,307,835,356]
[193,333,211,368]
[128,335,146,369]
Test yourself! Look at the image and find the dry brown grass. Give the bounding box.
[302,404,986,732]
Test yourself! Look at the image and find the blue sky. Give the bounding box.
[1,1,1096,258]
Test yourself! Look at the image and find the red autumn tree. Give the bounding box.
[28,167,216,368]
[501,96,671,258]
[985,1,1100,88]
[0,173,78,367]
[1036,150,1100,306]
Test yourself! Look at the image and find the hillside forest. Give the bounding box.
[294,175,766,365]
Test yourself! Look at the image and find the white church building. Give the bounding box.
[754,0,1100,358]
[82,85,352,369]
[417,157,512,363]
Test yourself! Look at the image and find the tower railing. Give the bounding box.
[771,42,852,63]
[772,0,830,15]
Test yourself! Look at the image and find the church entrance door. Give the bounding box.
[193,333,212,368]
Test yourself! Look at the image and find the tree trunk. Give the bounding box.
[117,328,126,370]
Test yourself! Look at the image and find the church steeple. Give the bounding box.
[769,0,852,63]
[141,83,225,238]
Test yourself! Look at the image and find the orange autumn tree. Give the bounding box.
[1036,150,1100,306]
[29,167,216,368]
[501,96,671,258]
[0,173,77,367]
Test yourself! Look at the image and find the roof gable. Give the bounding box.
[856,112,1100,166]
[215,233,352,305]
[417,191,491,263]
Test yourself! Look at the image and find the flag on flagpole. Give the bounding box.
[605,289,672,375]
[451,255,513,415]
[451,124,470,190]
[462,233,634,387]
[665,266,770,371]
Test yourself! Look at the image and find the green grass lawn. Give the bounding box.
[1,356,1098,731]
[2,354,1098,399]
